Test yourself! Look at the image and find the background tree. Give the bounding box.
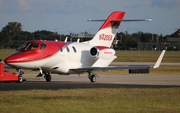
[34,30,65,41]
[1,22,22,48]
[0,21,171,50]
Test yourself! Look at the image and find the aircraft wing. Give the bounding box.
[71,50,166,72]
[71,65,152,72]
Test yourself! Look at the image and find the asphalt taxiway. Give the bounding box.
[0,74,180,91]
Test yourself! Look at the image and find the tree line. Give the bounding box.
[0,22,179,49]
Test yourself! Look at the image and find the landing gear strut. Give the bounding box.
[36,67,43,77]
[88,71,97,83]
[17,68,24,75]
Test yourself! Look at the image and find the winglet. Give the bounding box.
[153,50,166,68]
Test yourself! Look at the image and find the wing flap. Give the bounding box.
[71,65,152,72]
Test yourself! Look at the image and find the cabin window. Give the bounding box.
[40,44,47,50]
[66,47,70,52]
[72,46,77,53]
[59,46,63,52]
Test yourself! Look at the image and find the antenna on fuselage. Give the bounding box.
[64,37,68,42]
[77,38,80,43]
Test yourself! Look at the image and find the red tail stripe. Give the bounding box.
[99,11,125,30]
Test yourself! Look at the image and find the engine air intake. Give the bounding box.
[90,47,98,56]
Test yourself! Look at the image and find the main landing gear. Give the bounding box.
[88,71,98,83]
[36,68,52,82]
[44,73,52,82]
[36,72,52,82]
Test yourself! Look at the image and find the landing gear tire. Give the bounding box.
[45,74,52,82]
[18,74,23,83]
[89,75,96,83]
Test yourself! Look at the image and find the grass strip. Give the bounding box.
[0,88,179,113]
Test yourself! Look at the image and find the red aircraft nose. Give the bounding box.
[5,53,21,64]
[5,51,38,64]
[5,56,13,64]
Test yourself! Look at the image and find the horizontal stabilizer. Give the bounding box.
[87,19,153,22]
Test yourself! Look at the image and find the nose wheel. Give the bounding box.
[18,74,23,83]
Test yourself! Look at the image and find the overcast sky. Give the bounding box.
[0,0,180,35]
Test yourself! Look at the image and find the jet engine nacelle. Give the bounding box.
[90,46,115,60]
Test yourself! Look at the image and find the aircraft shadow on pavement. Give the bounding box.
[0,81,179,91]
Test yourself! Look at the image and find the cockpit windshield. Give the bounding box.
[18,42,28,51]
[19,42,39,51]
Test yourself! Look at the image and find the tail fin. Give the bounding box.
[87,11,125,47]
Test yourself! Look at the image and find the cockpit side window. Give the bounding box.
[40,44,47,50]
[25,43,38,50]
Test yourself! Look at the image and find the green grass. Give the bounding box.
[0,88,180,113]
[114,50,180,62]
[0,49,16,61]
[96,66,180,75]
[150,66,180,75]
